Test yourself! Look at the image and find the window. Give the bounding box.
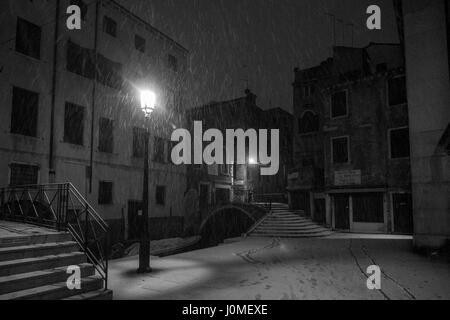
[67,41,95,79]
[155,186,166,206]
[99,118,113,153]
[103,16,117,37]
[332,137,349,164]
[9,163,39,186]
[98,181,113,205]
[70,0,88,20]
[388,76,407,106]
[331,90,348,118]
[302,86,314,98]
[153,137,165,163]
[15,17,41,59]
[132,127,146,158]
[11,87,38,137]
[299,111,319,134]
[389,127,410,159]
[64,102,84,145]
[135,35,145,53]
[97,54,123,90]
[167,54,178,72]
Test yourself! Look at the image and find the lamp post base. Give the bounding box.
[137,267,152,274]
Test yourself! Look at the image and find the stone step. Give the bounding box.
[251,231,332,238]
[254,227,329,233]
[257,225,324,231]
[0,233,73,248]
[63,289,113,300]
[0,242,80,262]
[266,216,308,221]
[0,252,86,277]
[261,221,315,226]
[0,275,104,300]
[254,230,330,235]
[0,263,95,295]
[271,210,304,213]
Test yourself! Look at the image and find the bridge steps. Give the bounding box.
[249,203,332,238]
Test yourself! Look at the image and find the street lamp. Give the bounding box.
[137,89,157,274]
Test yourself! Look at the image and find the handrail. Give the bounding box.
[0,183,110,290]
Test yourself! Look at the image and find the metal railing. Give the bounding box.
[0,183,110,289]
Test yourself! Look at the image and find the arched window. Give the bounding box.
[299,111,319,134]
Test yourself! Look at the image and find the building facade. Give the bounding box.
[186,90,293,224]
[399,0,450,249]
[0,0,189,243]
[289,44,413,234]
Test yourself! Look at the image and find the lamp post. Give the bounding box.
[137,90,157,274]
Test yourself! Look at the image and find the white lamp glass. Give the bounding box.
[140,90,157,117]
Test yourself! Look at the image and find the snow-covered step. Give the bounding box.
[249,205,332,238]
[0,263,95,295]
[0,275,104,300]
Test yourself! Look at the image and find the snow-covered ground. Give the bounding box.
[124,236,201,257]
[109,237,450,300]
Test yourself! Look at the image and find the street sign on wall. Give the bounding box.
[334,170,362,186]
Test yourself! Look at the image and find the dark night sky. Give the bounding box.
[119,0,399,113]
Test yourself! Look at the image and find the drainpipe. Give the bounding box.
[445,0,450,84]
[89,0,101,193]
[49,0,61,183]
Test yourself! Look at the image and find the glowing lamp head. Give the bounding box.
[248,157,257,165]
[140,90,157,117]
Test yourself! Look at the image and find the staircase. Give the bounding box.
[0,227,112,300]
[250,203,332,238]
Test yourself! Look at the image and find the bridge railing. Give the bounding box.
[0,183,110,289]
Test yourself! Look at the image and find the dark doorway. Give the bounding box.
[334,195,350,230]
[291,191,311,216]
[393,193,413,234]
[128,200,143,241]
[314,198,326,224]
[352,193,384,223]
